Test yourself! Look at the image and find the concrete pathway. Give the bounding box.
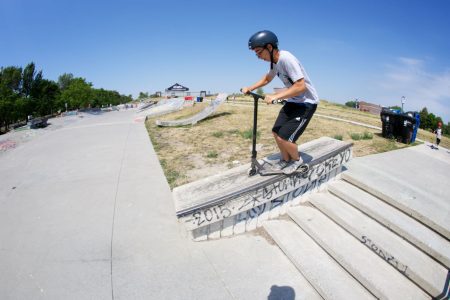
[0,110,318,299]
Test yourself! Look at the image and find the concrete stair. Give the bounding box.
[263,219,376,300]
[263,177,450,299]
[328,180,450,268]
[341,162,449,240]
[309,192,447,296]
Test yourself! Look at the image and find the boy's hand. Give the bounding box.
[240,87,251,94]
[264,94,277,105]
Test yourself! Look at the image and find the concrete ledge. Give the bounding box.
[173,137,352,240]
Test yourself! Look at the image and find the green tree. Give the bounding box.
[58,78,92,110]
[425,113,437,130]
[256,87,264,95]
[0,67,24,130]
[419,107,429,129]
[32,79,60,116]
[21,62,41,98]
[57,73,74,90]
[91,88,126,107]
[389,105,401,111]
[345,101,356,108]
[0,66,22,92]
[138,92,149,99]
[1,63,134,133]
[0,84,20,131]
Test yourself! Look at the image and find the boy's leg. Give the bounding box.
[279,104,317,174]
[274,133,299,161]
[272,103,317,170]
[273,132,299,161]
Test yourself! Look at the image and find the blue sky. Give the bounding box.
[1,0,449,122]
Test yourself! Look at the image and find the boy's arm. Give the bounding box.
[264,78,306,104]
[241,74,273,94]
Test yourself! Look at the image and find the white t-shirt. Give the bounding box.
[268,50,319,105]
[436,128,442,139]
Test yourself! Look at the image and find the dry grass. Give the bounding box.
[146,98,448,189]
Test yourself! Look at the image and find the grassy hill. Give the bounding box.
[146,98,449,188]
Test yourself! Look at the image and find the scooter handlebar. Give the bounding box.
[240,89,265,101]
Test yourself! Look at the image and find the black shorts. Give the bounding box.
[272,102,317,143]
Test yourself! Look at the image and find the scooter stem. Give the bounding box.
[252,94,258,160]
[240,89,265,171]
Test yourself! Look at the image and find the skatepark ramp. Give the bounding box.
[155,93,227,126]
[134,98,185,121]
[173,137,353,241]
[137,101,157,112]
[263,145,450,299]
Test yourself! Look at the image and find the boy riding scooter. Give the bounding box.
[241,30,319,175]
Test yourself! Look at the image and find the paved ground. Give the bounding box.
[0,110,318,300]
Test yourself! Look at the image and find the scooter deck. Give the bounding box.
[257,160,309,176]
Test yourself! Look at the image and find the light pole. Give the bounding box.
[401,96,406,113]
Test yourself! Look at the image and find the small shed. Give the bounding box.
[165,83,189,97]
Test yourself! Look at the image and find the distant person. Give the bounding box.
[434,122,442,148]
[241,30,319,174]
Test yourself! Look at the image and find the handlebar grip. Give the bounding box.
[240,89,264,100]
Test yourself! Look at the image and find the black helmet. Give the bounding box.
[248,30,278,50]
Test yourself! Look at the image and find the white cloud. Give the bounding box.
[376,57,450,123]
[398,57,423,67]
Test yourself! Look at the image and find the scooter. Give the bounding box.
[242,89,309,177]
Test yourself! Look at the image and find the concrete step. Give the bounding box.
[309,192,448,297]
[328,180,450,268]
[263,219,375,300]
[341,162,450,240]
[288,205,430,299]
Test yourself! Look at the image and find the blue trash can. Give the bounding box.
[407,111,420,143]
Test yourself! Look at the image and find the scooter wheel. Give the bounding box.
[247,168,257,176]
[298,164,309,174]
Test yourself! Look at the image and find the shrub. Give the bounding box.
[227,129,240,135]
[212,131,224,138]
[362,132,373,140]
[241,129,260,139]
[350,133,362,140]
[206,150,218,158]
